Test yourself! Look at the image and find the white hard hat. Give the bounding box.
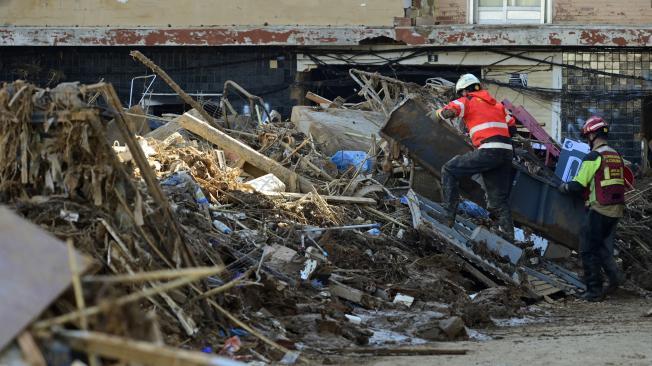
[455,74,480,93]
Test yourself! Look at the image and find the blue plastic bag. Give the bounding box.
[458,200,489,219]
[330,150,372,173]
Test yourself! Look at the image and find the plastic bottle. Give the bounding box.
[212,220,232,234]
[193,186,209,206]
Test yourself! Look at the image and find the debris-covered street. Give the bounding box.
[1,2,652,365]
[363,297,652,366]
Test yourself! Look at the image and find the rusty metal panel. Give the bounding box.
[0,26,651,47]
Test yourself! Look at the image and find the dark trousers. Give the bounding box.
[441,148,514,237]
[580,209,621,294]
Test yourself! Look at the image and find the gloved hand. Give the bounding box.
[436,107,456,120]
[435,108,445,120]
[558,183,569,194]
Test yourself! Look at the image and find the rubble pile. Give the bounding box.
[0,80,531,365]
[618,177,652,290]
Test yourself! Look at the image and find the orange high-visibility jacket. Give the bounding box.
[443,90,515,148]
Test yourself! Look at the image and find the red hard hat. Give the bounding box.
[581,116,609,136]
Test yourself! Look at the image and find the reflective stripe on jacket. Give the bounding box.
[571,144,625,217]
[443,90,515,148]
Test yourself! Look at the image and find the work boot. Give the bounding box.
[581,283,604,302]
[580,291,604,302]
[604,273,625,295]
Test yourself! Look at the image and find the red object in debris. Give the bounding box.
[219,336,242,356]
[502,99,561,166]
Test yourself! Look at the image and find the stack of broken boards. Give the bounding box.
[0,80,601,366]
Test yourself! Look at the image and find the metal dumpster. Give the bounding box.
[380,98,584,250]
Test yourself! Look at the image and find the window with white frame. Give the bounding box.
[474,0,547,24]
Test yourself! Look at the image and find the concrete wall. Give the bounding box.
[484,66,556,136]
[3,0,650,28]
[0,0,402,27]
[554,0,652,24]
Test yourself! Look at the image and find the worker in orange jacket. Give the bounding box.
[436,74,517,239]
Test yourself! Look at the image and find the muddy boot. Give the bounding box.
[581,282,604,302]
[604,273,625,295]
[496,206,514,241]
[581,290,604,302]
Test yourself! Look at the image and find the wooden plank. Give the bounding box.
[178,112,315,193]
[17,332,46,366]
[145,120,181,140]
[305,91,333,106]
[84,267,222,284]
[55,330,243,366]
[364,206,409,229]
[462,261,498,288]
[534,287,562,297]
[261,191,375,205]
[0,206,92,350]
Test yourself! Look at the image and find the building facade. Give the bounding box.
[0,0,650,163]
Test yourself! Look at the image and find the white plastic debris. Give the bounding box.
[280,351,300,365]
[345,314,362,325]
[246,173,286,193]
[59,209,79,223]
[299,259,318,280]
[393,293,415,307]
[111,138,155,163]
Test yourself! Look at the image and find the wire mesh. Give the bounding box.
[561,50,652,163]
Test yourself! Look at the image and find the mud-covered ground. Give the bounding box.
[339,293,652,366]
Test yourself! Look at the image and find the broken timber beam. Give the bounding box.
[261,191,375,205]
[54,330,243,366]
[305,91,333,107]
[130,51,219,129]
[178,112,315,193]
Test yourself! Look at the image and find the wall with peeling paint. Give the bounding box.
[434,0,467,24]
[554,0,652,24]
[405,0,467,25]
[0,0,402,27]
